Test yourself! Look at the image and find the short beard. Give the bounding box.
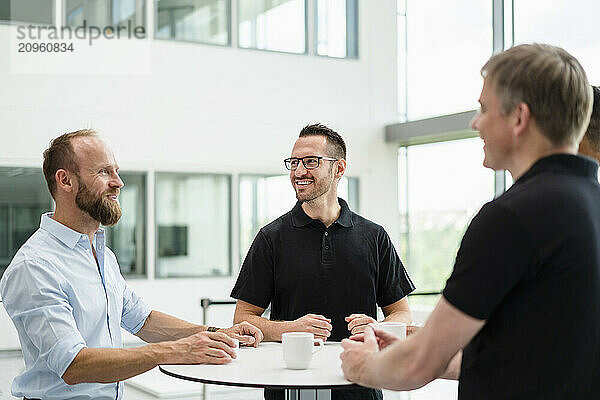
[294,164,335,203]
[75,178,122,226]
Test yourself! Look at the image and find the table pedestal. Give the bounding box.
[285,388,331,400]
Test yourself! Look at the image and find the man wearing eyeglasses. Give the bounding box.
[231,123,415,400]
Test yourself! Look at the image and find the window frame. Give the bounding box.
[314,0,359,59]
[236,0,309,55]
[153,0,232,46]
[0,0,56,25]
[154,171,232,279]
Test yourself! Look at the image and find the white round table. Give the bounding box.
[159,342,357,400]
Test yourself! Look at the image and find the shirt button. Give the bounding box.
[324,232,328,236]
[325,246,330,250]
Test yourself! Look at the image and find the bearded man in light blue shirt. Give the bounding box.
[0,129,263,400]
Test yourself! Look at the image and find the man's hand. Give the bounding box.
[345,313,377,335]
[407,325,420,336]
[219,321,264,347]
[167,331,238,365]
[340,326,380,385]
[349,327,399,350]
[289,314,332,341]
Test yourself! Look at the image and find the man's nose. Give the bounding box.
[294,162,308,176]
[111,172,124,188]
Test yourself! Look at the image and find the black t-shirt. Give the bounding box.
[443,154,600,400]
[231,198,414,400]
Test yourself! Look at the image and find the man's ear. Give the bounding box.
[512,102,531,139]
[336,159,347,178]
[55,169,75,193]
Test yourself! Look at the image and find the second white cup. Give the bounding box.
[378,322,407,339]
[282,332,324,370]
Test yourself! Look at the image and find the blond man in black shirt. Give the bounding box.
[340,44,599,400]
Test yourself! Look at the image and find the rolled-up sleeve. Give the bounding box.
[121,282,151,334]
[1,257,87,377]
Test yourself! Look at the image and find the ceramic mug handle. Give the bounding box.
[312,338,324,354]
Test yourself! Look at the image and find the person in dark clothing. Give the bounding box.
[231,124,415,400]
[340,44,600,400]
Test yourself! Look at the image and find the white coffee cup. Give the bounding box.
[378,322,407,339]
[282,332,324,370]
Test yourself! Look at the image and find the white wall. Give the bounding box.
[0,1,400,349]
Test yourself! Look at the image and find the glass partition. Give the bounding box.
[0,168,53,279]
[513,0,600,85]
[238,0,306,53]
[156,0,229,44]
[0,0,54,24]
[64,0,145,30]
[398,138,494,306]
[315,0,357,58]
[400,0,492,120]
[155,173,230,277]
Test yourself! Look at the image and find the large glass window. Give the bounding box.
[513,0,600,85]
[238,0,306,54]
[105,172,146,277]
[155,173,230,278]
[0,0,54,24]
[239,174,358,264]
[64,0,145,30]
[155,0,229,44]
[398,138,494,306]
[399,0,492,120]
[315,0,357,58]
[0,168,53,279]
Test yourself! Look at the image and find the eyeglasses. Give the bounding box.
[284,156,338,171]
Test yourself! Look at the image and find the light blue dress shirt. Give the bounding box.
[0,213,151,400]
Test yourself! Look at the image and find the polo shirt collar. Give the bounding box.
[516,153,599,185]
[40,212,104,249]
[291,198,354,228]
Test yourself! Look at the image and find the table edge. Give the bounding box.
[158,365,360,390]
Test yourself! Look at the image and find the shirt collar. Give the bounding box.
[291,198,354,228]
[515,153,599,185]
[40,212,105,249]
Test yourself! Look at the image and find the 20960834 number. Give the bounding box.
[18,43,74,52]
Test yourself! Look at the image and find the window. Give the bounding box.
[155,173,230,278]
[0,0,54,24]
[239,174,359,264]
[64,0,145,30]
[513,0,600,85]
[315,0,357,58]
[398,138,494,306]
[104,172,146,277]
[399,0,492,120]
[238,0,306,53]
[0,168,53,279]
[156,0,229,44]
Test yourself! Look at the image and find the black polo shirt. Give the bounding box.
[232,198,414,341]
[231,198,414,400]
[443,154,600,400]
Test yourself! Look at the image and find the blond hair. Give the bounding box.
[482,44,592,146]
